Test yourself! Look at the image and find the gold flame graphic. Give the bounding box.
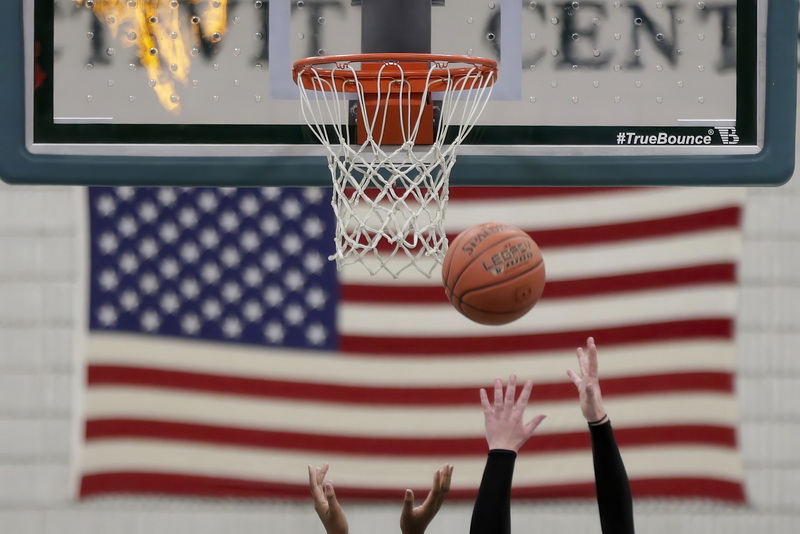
[72,0,228,113]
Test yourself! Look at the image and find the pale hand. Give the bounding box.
[566,336,607,423]
[480,374,547,452]
[400,463,453,534]
[308,463,349,534]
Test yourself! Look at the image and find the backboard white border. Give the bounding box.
[19,0,771,161]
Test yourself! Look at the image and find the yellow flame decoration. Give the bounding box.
[72,0,229,114]
[190,0,228,44]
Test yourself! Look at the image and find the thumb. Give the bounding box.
[402,488,415,514]
[523,414,547,438]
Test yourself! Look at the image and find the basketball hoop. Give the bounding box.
[292,53,497,278]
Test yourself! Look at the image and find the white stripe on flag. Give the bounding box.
[79,440,744,489]
[86,335,737,385]
[339,228,742,285]
[340,285,737,336]
[84,388,739,436]
[391,188,746,231]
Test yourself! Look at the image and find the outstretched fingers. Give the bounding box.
[567,337,607,423]
[309,462,326,486]
[433,464,453,499]
[568,337,598,384]
[400,464,453,534]
[417,472,440,512]
[482,376,509,415]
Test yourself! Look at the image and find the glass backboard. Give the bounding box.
[0,0,795,186]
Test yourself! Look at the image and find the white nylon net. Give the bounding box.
[295,57,495,278]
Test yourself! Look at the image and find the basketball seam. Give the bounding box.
[459,296,541,316]
[446,234,532,298]
[441,230,468,287]
[453,258,544,317]
[454,257,544,299]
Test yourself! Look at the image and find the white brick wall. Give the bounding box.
[2,154,800,532]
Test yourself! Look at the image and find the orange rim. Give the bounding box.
[292,53,497,93]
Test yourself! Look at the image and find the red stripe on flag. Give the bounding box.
[339,319,733,355]
[87,366,733,405]
[341,263,737,303]
[80,472,336,500]
[628,478,746,502]
[613,425,737,448]
[541,264,736,299]
[84,419,738,454]
[368,206,740,253]
[521,206,740,248]
[80,473,745,502]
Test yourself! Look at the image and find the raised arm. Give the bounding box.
[469,375,547,534]
[567,337,635,534]
[309,461,452,534]
[308,463,349,534]
[400,463,454,534]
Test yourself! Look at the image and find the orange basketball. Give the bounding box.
[442,222,546,325]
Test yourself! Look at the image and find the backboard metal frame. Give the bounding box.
[0,0,795,186]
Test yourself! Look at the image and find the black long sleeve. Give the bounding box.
[590,420,635,534]
[469,449,516,534]
[469,423,634,534]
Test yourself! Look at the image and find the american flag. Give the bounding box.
[77,185,746,502]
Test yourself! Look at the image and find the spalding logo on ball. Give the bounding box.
[442,222,546,325]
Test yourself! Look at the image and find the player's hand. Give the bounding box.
[480,374,547,452]
[308,463,349,534]
[566,336,607,423]
[400,464,453,534]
